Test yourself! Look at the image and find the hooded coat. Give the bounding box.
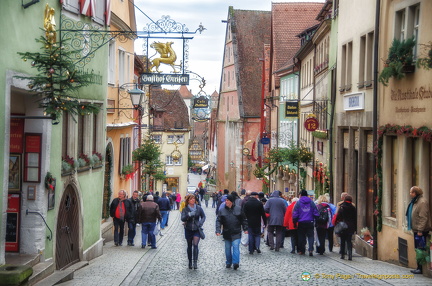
[264,191,287,226]
[292,196,319,223]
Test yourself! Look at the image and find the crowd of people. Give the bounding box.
[109,186,431,275]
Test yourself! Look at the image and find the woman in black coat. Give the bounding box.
[335,195,357,260]
[181,194,206,270]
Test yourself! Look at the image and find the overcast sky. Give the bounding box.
[134,0,323,96]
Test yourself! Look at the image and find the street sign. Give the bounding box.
[304,117,319,131]
[140,73,189,85]
[261,137,270,144]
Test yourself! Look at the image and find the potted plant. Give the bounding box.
[62,155,78,173]
[121,164,134,180]
[78,153,90,168]
[379,37,416,86]
[91,151,103,167]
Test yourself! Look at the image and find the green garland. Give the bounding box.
[375,124,432,231]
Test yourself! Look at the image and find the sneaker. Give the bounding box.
[159,231,164,236]
[226,264,231,268]
[233,264,239,270]
[410,269,422,274]
[141,245,146,249]
[256,249,261,254]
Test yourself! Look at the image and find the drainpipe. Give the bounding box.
[372,0,381,261]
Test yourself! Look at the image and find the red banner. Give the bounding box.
[6,194,20,252]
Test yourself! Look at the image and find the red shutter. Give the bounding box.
[105,0,111,25]
[80,0,94,17]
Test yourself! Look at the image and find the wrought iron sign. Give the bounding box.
[188,71,210,122]
[140,16,205,85]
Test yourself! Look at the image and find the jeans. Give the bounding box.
[224,238,241,265]
[113,217,125,245]
[248,227,261,253]
[127,221,137,244]
[212,200,216,208]
[297,221,314,253]
[290,229,298,252]
[160,211,168,229]
[204,200,209,208]
[141,222,156,247]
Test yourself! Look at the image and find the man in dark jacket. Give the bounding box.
[138,195,161,249]
[110,190,132,246]
[216,195,248,270]
[157,192,171,236]
[243,192,267,254]
[127,190,141,246]
[264,190,287,251]
[293,190,319,256]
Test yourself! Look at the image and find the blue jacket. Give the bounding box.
[292,196,319,223]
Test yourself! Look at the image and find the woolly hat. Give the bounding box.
[226,195,235,203]
[147,195,154,201]
[300,190,308,196]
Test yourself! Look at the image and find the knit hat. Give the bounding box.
[226,195,235,203]
[300,190,308,196]
[147,195,154,201]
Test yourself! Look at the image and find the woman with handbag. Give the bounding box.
[334,195,356,260]
[181,194,206,270]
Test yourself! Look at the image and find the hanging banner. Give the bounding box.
[140,73,189,85]
[285,101,299,118]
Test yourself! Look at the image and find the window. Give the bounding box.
[340,41,353,91]
[167,134,184,144]
[108,40,115,84]
[93,0,106,25]
[166,155,183,166]
[62,0,80,14]
[390,136,398,218]
[359,32,374,88]
[119,49,125,86]
[119,137,131,174]
[92,111,102,155]
[151,134,162,144]
[395,3,420,58]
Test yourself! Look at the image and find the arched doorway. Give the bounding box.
[102,144,113,219]
[55,185,80,270]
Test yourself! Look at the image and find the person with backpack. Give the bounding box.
[315,195,333,255]
[292,190,319,256]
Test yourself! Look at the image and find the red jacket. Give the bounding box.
[283,201,298,230]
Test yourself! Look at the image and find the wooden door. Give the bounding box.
[56,185,80,270]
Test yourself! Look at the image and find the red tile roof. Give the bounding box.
[271,2,323,74]
[233,9,271,117]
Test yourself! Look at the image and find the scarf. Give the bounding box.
[118,199,125,221]
[406,195,419,231]
[188,204,197,212]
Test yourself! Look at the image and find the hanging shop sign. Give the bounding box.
[140,73,189,85]
[260,137,270,145]
[285,101,299,118]
[304,116,319,132]
[193,96,209,108]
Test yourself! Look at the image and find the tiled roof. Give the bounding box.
[150,86,190,131]
[178,85,194,99]
[271,2,323,74]
[233,9,271,117]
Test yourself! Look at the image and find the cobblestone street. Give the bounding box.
[58,205,432,286]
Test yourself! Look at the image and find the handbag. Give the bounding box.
[199,227,205,239]
[334,221,348,234]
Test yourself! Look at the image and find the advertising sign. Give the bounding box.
[285,101,299,118]
[304,117,319,131]
[140,73,189,85]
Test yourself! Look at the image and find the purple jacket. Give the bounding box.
[292,196,319,223]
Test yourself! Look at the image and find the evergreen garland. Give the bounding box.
[16,35,100,124]
[375,124,432,231]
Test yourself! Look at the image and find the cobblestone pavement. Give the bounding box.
[60,204,432,286]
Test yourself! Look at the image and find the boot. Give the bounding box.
[188,260,192,269]
[193,260,197,270]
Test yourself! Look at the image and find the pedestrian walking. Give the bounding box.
[211,192,217,208]
[334,195,357,260]
[216,195,248,270]
[127,190,141,246]
[176,192,182,210]
[283,197,299,254]
[203,192,210,208]
[264,190,287,251]
[315,195,333,255]
[157,192,171,236]
[293,190,319,256]
[109,190,132,246]
[138,195,161,249]
[243,192,267,254]
[181,194,206,270]
[406,186,431,274]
